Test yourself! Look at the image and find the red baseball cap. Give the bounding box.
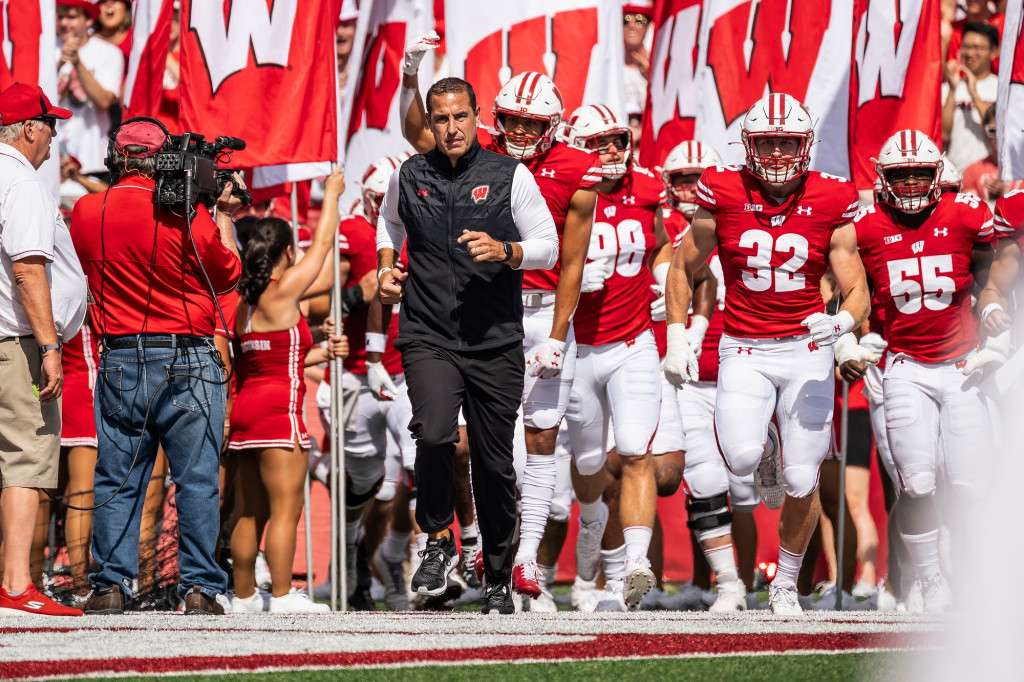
[57,0,100,20]
[114,120,168,158]
[0,83,72,125]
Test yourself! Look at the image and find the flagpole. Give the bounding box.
[328,162,347,613]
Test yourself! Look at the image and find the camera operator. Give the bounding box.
[70,118,245,615]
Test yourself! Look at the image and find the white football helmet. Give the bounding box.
[492,72,564,160]
[565,104,632,179]
[662,140,723,216]
[360,153,409,223]
[874,130,943,214]
[939,155,962,194]
[740,92,815,185]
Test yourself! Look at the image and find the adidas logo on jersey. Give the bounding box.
[911,240,925,254]
[883,234,902,245]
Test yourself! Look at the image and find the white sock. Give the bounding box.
[415,532,428,554]
[514,454,557,564]
[705,543,741,588]
[460,523,478,549]
[381,529,409,564]
[623,525,653,562]
[345,519,361,546]
[601,544,627,581]
[902,530,942,586]
[774,547,804,589]
[578,499,605,525]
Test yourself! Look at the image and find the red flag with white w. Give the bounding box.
[123,0,175,121]
[849,0,942,189]
[638,0,702,169]
[179,0,338,168]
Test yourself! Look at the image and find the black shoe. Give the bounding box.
[481,581,515,615]
[411,534,458,596]
[349,542,377,611]
[127,584,179,612]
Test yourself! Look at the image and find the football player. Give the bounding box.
[841,130,995,612]
[562,104,670,609]
[664,93,870,615]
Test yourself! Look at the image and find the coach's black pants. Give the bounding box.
[401,340,523,584]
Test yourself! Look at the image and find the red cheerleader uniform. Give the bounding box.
[228,315,312,450]
[61,321,99,448]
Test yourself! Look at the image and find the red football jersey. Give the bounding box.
[338,215,403,375]
[479,130,602,291]
[994,188,1024,250]
[574,167,665,346]
[696,166,860,338]
[854,193,994,362]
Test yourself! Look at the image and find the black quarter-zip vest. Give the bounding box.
[395,141,524,351]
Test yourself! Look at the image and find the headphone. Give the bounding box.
[104,116,172,182]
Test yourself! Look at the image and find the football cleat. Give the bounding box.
[709,582,747,613]
[461,542,482,590]
[511,560,543,599]
[528,588,558,613]
[595,580,628,612]
[570,576,600,613]
[574,502,609,582]
[922,574,954,613]
[372,548,411,612]
[768,582,803,616]
[755,422,785,510]
[623,556,656,608]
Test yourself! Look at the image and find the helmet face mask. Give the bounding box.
[661,140,723,216]
[740,93,815,185]
[875,130,943,214]
[566,104,632,179]
[493,72,564,160]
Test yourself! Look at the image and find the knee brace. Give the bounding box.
[782,465,820,499]
[346,474,384,510]
[686,492,733,542]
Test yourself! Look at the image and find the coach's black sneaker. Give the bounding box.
[481,581,515,615]
[411,533,458,596]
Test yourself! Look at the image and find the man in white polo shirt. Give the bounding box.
[0,82,88,616]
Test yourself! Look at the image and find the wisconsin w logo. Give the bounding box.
[190,0,298,95]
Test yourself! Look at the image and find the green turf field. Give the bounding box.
[63,651,924,681]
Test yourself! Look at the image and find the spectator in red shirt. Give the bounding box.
[70,118,245,615]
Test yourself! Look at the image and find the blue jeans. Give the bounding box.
[90,336,228,600]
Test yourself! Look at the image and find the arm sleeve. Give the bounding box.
[375,169,407,253]
[510,164,558,270]
[1,180,56,261]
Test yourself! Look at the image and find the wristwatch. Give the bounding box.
[39,341,62,355]
[501,242,514,263]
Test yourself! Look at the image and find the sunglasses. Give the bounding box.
[32,117,57,131]
[623,13,650,26]
[985,125,998,138]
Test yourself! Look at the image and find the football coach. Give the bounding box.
[375,77,558,615]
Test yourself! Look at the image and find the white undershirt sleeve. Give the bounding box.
[375,169,407,253]
[509,164,558,270]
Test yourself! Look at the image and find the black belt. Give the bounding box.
[103,335,210,351]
